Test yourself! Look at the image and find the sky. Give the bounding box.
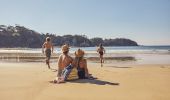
[0,0,170,45]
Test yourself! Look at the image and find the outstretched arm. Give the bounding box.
[51,43,54,53]
[104,48,106,54]
[97,47,99,53]
[57,55,62,69]
[84,59,89,76]
[42,43,45,54]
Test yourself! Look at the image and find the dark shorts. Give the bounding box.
[99,51,103,55]
[45,49,51,60]
[77,68,86,79]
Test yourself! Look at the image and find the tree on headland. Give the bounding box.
[0,25,138,48]
[90,38,104,46]
[104,38,138,46]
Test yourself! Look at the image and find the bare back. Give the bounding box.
[43,42,53,49]
[58,54,73,69]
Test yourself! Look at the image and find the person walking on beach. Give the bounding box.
[97,43,105,67]
[42,37,54,69]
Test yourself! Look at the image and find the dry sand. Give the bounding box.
[0,62,170,100]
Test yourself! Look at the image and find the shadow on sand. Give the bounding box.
[68,79,119,86]
[49,79,119,86]
[50,68,57,72]
[107,66,132,68]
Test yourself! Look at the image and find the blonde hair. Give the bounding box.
[74,57,83,68]
[46,37,51,42]
[61,44,69,53]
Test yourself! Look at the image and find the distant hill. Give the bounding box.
[0,25,138,48]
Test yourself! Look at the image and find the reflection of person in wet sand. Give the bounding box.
[97,43,105,67]
[42,37,54,69]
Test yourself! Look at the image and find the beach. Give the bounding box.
[1,0,170,99]
[0,46,170,100]
[0,62,170,100]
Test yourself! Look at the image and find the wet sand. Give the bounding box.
[0,62,170,100]
[1,51,170,64]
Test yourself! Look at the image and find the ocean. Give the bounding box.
[64,45,170,54]
[1,45,170,53]
[0,46,170,64]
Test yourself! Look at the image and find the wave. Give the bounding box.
[0,46,170,54]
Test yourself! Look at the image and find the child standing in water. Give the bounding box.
[97,43,105,67]
[42,37,54,69]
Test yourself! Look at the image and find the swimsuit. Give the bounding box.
[77,67,86,79]
[99,51,103,55]
[45,49,51,60]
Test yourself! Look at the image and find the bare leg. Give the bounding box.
[47,60,50,69]
[102,56,104,63]
[45,59,48,65]
[46,58,50,69]
[57,77,65,83]
[101,62,103,67]
[54,77,65,84]
[100,55,103,67]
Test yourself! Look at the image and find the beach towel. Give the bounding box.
[67,67,78,80]
[62,64,78,81]
[62,64,73,80]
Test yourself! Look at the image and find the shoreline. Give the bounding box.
[1,52,170,64]
[1,45,170,54]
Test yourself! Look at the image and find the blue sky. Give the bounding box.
[0,0,170,45]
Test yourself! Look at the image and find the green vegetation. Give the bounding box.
[0,25,138,48]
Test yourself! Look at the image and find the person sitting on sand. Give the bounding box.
[42,37,54,69]
[54,48,94,83]
[97,43,105,66]
[73,49,93,79]
[56,44,73,82]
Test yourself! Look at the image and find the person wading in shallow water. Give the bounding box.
[97,43,105,67]
[42,37,54,69]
